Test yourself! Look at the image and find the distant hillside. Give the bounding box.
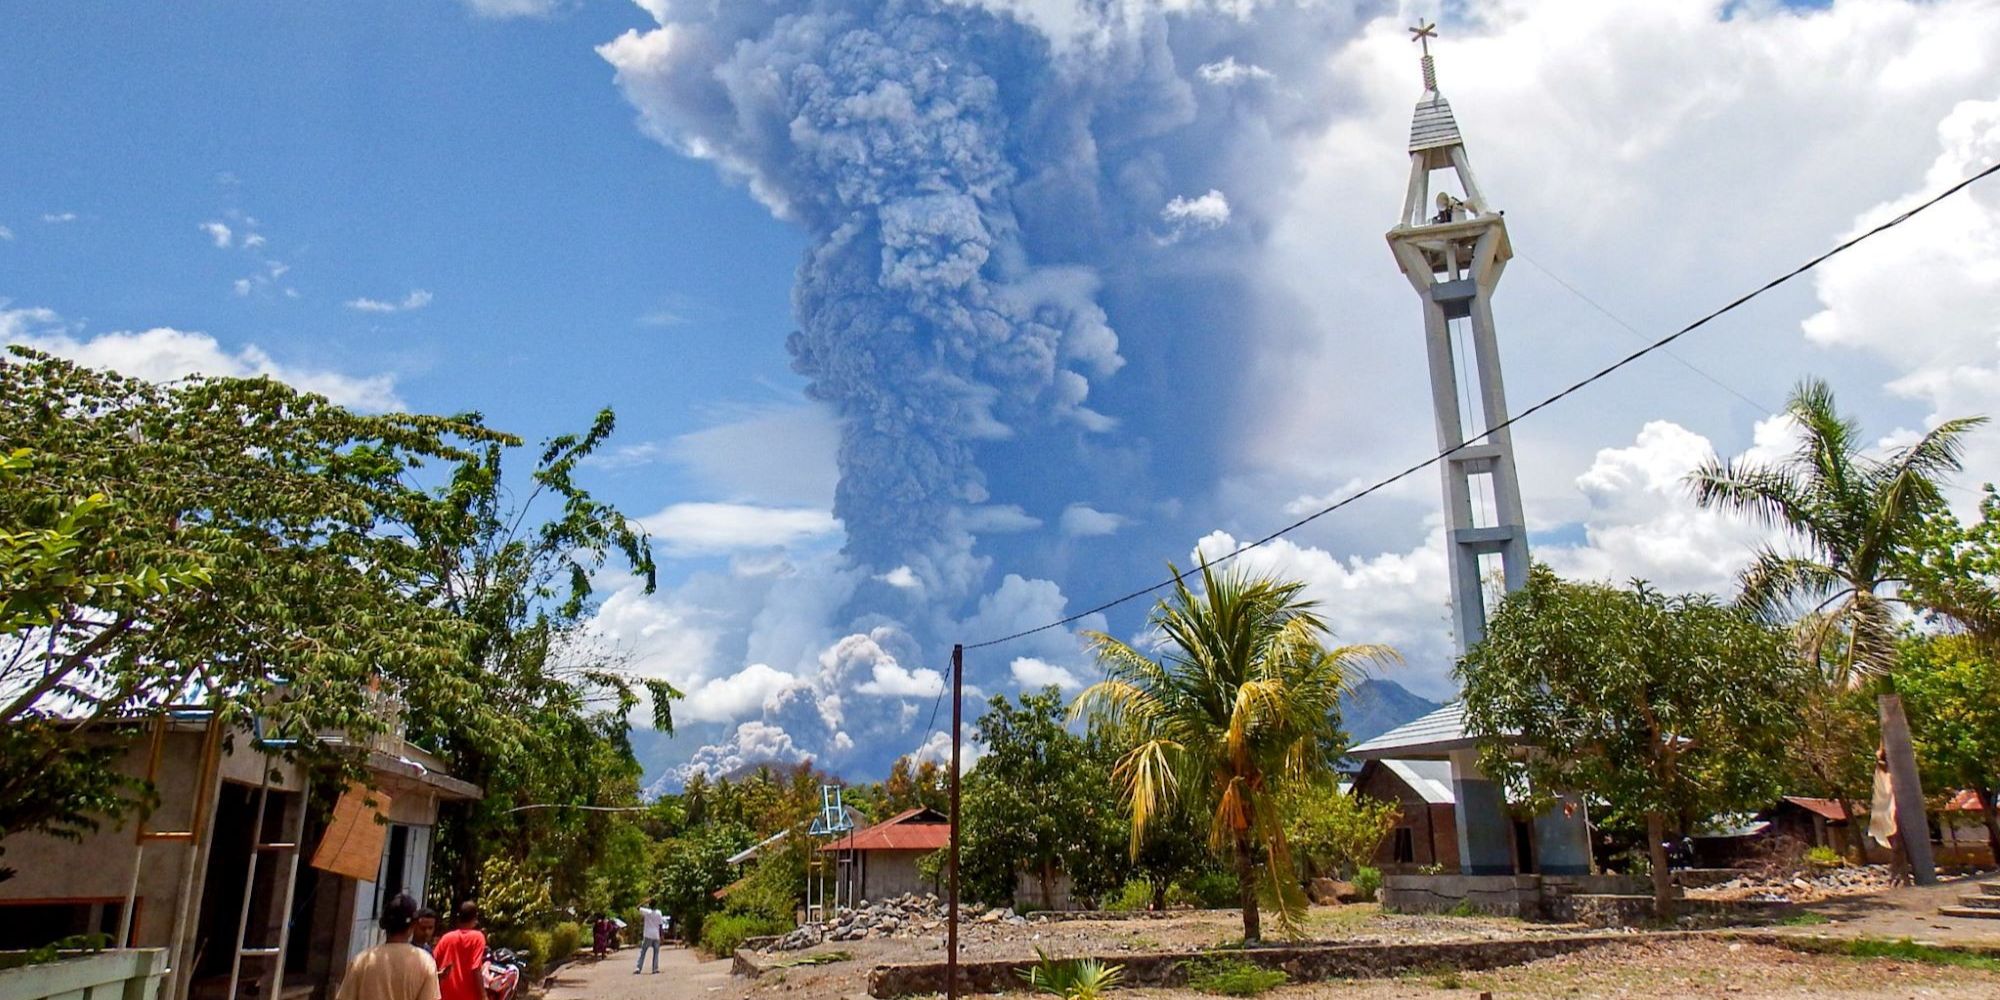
[1340,678,1443,746]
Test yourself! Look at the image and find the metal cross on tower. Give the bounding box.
[1384,25,1593,877]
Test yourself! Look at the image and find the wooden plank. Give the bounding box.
[309,786,393,882]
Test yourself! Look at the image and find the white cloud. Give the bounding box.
[242,233,267,248]
[0,225,13,241]
[460,0,563,18]
[1009,656,1081,691]
[679,720,808,781]
[232,279,252,297]
[5,309,402,411]
[856,661,945,698]
[1160,189,1232,234]
[1799,95,2000,499]
[639,502,841,555]
[40,212,76,224]
[200,221,232,248]
[1198,56,1272,86]
[344,289,433,313]
[877,565,924,590]
[1059,503,1127,537]
[957,504,1044,534]
[681,663,796,724]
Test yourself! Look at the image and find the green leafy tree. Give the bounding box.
[397,408,682,903]
[1688,377,1986,882]
[0,351,491,844]
[1897,634,2000,865]
[1903,484,2000,643]
[1458,568,1808,913]
[882,755,951,815]
[960,687,1128,907]
[1281,780,1400,881]
[654,821,751,940]
[1075,561,1391,941]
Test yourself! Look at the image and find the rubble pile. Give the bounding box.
[765,895,1027,951]
[1688,865,1896,902]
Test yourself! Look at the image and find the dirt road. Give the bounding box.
[543,946,743,1000]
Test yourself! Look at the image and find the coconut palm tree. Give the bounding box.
[1073,560,1394,941]
[1687,377,1986,884]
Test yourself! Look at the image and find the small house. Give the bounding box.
[818,807,950,902]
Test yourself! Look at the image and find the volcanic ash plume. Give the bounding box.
[602,1,1124,573]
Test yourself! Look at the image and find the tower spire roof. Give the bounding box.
[1406,20,1463,157]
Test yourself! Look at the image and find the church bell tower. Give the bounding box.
[1385,23,1592,878]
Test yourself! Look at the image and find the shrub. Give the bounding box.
[1350,866,1383,903]
[1020,948,1126,999]
[1183,955,1288,996]
[1804,845,1843,868]
[699,912,791,957]
[1168,870,1239,909]
[547,922,583,963]
[477,855,553,935]
[515,928,552,983]
[1104,880,1153,912]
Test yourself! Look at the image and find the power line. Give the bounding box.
[964,158,2000,651]
[1515,251,1776,415]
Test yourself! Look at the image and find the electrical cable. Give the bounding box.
[1515,250,1775,415]
[963,157,2000,651]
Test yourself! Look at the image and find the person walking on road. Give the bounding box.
[335,893,438,1000]
[432,902,487,1000]
[634,899,664,974]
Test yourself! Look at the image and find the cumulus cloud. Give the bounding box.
[40,212,76,224]
[1009,656,1081,691]
[4,306,403,411]
[680,663,796,724]
[1198,56,1272,86]
[345,289,433,313]
[1160,189,1232,239]
[679,720,808,781]
[639,502,841,555]
[877,565,924,590]
[1800,95,2000,497]
[200,221,232,248]
[1059,503,1128,538]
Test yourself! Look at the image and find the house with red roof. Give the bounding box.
[819,807,950,901]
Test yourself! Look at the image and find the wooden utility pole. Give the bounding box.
[947,643,963,1000]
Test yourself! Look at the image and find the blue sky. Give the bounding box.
[8,1,2000,786]
[2,1,803,495]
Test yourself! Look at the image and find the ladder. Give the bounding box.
[121,705,227,1000]
[223,759,309,1000]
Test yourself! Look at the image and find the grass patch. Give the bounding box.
[1831,937,2000,971]
[769,950,854,968]
[1182,955,1288,996]
[1776,911,1830,926]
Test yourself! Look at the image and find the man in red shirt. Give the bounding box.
[431,902,486,1000]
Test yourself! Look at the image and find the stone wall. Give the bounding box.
[1382,873,1651,920]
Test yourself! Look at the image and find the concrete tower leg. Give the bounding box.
[1533,797,1594,875]
[1448,749,1515,875]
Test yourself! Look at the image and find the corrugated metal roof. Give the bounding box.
[1383,759,1456,805]
[1780,796,1852,823]
[819,806,951,853]
[1409,94,1463,153]
[1349,703,1476,758]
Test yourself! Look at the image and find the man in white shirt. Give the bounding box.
[634,899,664,974]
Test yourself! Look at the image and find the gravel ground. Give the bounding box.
[745,937,2000,1000]
[1126,938,2000,999]
[763,904,1591,968]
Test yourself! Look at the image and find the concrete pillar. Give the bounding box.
[1448,749,1514,875]
[1532,796,1593,876]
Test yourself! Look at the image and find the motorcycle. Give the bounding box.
[482,947,524,1000]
